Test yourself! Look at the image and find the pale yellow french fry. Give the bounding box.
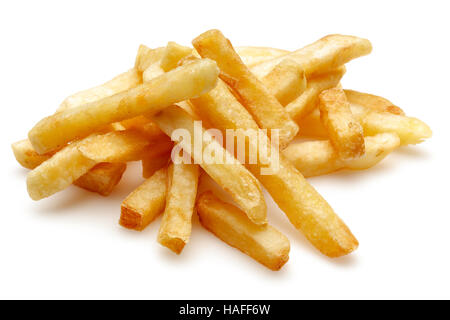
[142,152,171,179]
[158,163,199,254]
[318,88,365,159]
[134,45,165,74]
[120,115,166,141]
[73,162,127,196]
[160,42,193,72]
[262,59,307,106]
[12,139,55,170]
[188,74,358,257]
[286,67,346,121]
[27,142,97,200]
[299,105,432,145]
[250,34,372,78]
[29,59,219,154]
[197,191,290,271]
[153,105,267,226]
[236,46,289,67]
[344,89,405,115]
[193,29,299,149]
[283,133,400,177]
[120,167,167,231]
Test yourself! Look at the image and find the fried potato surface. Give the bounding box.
[193,29,299,149]
[142,152,171,179]
[29,59,219,154]
[283,133,400,177]
[319,88,365,159]
[197,192,290,271]
[120,167,168,230]
[160,42,193,72]
[134,45,165,74]
[344,89,405,115]
[153,105,267,225]
[158,163,199,254]
[73,162,126,196]
[12,139,54,170]
[236,46,289,67]
[250,34,372,78]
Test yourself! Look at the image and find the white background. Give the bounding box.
[0,0,448,299]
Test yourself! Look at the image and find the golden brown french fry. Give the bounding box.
[153,105,267,225]
[262,59,307,106]
[344,89,405,115]
[197,192,290,271]
[318,88,365,159]
[160,42,193,72]
[158,163,199,254]
[29,59,220,154]
[192,29,299,149]
[142,152,171,179]
[286,67,346,121]
[250,34,372,78]
[236,46,289,67]
[134,45,165,74]
[12,139,55,170]
[120,167,167,231]
[73,162,126,196]
[283,133,400,177]
[188,74,358,257]
[27,142,97,200]
[120,115,166,141]
[299,105,432,145]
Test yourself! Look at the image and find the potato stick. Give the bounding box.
[29,59,219,154]
[192,29,299,149]
[344,89,405,115]
[160,42,193,72]
[197,192,290,271]
[27,142,97,200]
[12,139,55,170]
[283,133,400,177]
[188,77,358,257]
[299,105,432,145]
[236,46,289,67]
[158,163,199,254]
[77,130,155,163]
[262,59,307,106]
[119,115,166,141]
[250,34,372,79]
[120,167,167,231]
[73,162,126,196]
[57,69,141,113]
[286,67,346,121]
[318,88,365,159]
[134,45,165,74]
[142,152,171,179]
[153,105,267,225]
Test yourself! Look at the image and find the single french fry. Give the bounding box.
[344,89,405,115]
[236,46,289,67]
[120,167,168,231]
[142,152,171,179]
[73,162,126,196]
[160,42,193,72]
[299,105,432,145]
[27,142,97,200]
[120,115,166,141]
[12,139,54,170]
[262,59,307,106]
[29,59,220,154]
[188,75,358,257]
[286,67,346,121]
[197,192,290,271]
[193,29,299,149]
[157,163,199,254]
[153,105,267,225]
[318,88,365,159]
[283,133,400,177]
[250,34,372,79]
[134,45,165,74]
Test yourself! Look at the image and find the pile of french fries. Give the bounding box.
[12,29,432,271]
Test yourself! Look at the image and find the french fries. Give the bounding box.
[153,105,267,226]
[344,89,405,115]
[12,139,55,170]
[160,42,193,72]
[318,88,365,159]
[193,29,299,149]
[142,152,171,179]
[250,34,372,78]
[283,133,400,177]
[263,59,307,106]
[134,45,165,74]
[286,67,346,121]
[236,46,289,67]
[29,59,219,154]
[120,167,168,231]
[197,191,290,271]
[158,163,199,254]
